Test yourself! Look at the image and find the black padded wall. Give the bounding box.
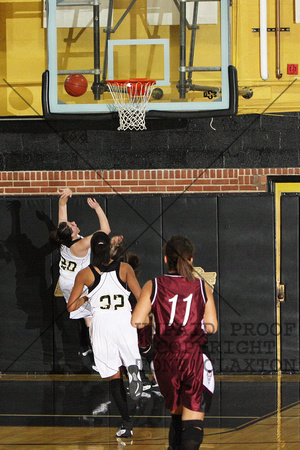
[106,195,163,286]
[0,197,54,372]
[280,194,300,372]
[217,195,276,373]
[161,195,220,371]
[161,195,218,271]
[1,193,297,374]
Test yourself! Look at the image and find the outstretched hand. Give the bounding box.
[58,188,72,199]
[58,188,72,206]
[87,198,100,210]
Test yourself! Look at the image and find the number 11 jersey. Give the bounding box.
[151,274,208,352]
[150,274,213,412]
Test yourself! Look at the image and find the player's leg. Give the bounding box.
[168,405,183,450]
[118,321,143,401]
[138,344,153,390]
[178,348,214,449]
[138,324,154,390]
[153,354,181,449]
[61,283,92,357]
[127,364,143,400]
[168,407,204,450]
[78,317,92,356]
[84,316,92,327]
[109,369,133,438]
[180,408,204,450]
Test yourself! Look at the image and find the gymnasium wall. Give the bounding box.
[0,112,300,172]
[1,167,300,196]
[0,1,299,377]
[0,180,299,375]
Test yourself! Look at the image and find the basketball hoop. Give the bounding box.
[106,78,156,131]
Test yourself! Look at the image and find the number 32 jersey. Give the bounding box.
[86,261,141,378]
[151,274,208,352]
[87,261,132,316]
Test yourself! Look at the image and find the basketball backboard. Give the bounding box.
[42,0,237,121]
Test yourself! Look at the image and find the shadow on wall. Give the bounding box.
[2,200,91,373]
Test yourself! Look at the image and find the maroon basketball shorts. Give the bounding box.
[153,346,214,412]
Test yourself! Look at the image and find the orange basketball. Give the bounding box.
[64,74,88,97]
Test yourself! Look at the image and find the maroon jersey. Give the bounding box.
[150,274,213,412]
[151,274,208,353]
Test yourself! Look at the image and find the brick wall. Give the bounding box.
[1,167,300,195]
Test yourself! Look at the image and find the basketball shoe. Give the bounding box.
[116,420,133,438]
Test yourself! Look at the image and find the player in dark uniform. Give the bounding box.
[131,235,218,450]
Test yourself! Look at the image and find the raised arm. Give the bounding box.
[131,280,152,329]
[73,198,111,255]
[124,263,141,301]
[58,188,72,225]
[203,282,218,334]
[67,268,91,312]
[87,198,111,235]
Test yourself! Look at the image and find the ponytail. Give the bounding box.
[91,231,111,267]
[177,256,195,282]
[110,236,141,276]
[111,237,128,261]
[165,235,195,281]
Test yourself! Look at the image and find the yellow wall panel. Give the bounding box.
[1,1,46,116]
[1,0,300,116]
[6,18,46,82]
[6,85,42,116]
[233,0,300,114]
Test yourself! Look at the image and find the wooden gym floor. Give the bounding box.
[0,373,299,449]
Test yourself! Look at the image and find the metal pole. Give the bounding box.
[178,1,187,98]
[91,1,102,100]
[276,0,282,79]
[102,0,114,82]
[187,1,199,85]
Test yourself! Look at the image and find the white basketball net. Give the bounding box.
[106,79,156,131]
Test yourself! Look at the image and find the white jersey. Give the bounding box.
[87,261,141,378]
[59,237,92,319]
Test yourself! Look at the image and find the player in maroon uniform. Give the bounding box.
[131,235,218,450]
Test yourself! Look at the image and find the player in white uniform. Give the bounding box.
[67,231,143,439]
[58,240,92,319]
[50,188,111,321]
[49,188,111,359]
[87,262,141,378]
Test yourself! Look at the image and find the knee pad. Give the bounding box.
[181,420,204,450]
